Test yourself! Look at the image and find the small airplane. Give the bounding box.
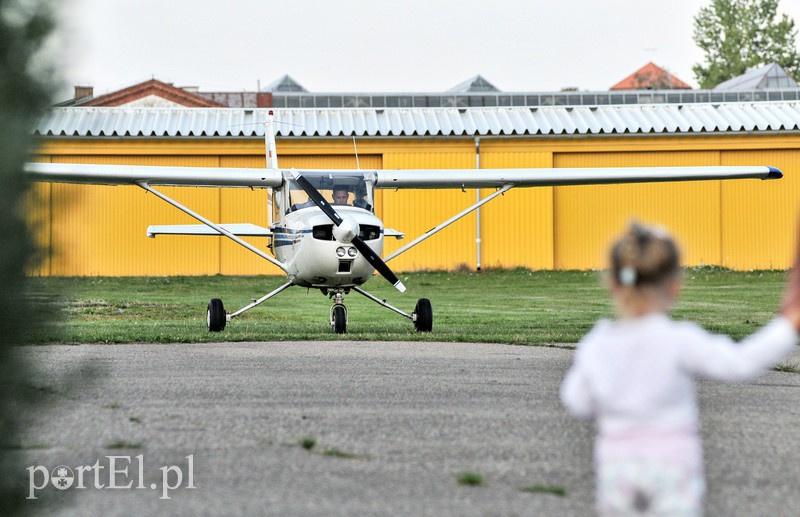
[24,111,782,334]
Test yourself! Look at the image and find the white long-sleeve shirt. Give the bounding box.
[561,314,798,437]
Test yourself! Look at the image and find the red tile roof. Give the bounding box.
[610,62,691,90]
[81,79,224,107]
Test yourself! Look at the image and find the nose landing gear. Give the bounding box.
[330,290,348,334]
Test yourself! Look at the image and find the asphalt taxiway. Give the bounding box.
[17,342,800,516]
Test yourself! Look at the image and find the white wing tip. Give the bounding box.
[395,281,407,293]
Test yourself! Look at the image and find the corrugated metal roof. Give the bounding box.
[33,102,800,138]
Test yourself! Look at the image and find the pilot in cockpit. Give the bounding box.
[332,186,350,205]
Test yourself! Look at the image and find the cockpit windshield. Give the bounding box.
[284,171,374,214]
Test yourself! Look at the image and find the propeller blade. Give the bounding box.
[291,171,343,226]
[351,236,406,293]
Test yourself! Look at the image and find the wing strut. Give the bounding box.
[384,184,513,263]
[136,182,289,273]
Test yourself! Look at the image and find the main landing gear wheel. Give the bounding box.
[207,298,226,332]
[332,305,347,334]
[413,298,433,332]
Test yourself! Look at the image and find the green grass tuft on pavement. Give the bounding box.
[457,472,485,486]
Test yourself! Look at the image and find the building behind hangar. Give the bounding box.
[32,77,800,276]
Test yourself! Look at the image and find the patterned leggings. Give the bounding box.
[597,458,705,516]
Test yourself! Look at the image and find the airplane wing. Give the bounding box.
[146,223,272,238]
[372,166,782,189]
[23,162,282,188]
[25,163,781,189]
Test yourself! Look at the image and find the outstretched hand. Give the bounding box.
[781,213,800,330]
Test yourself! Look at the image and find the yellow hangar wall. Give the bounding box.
[30,134,800,276]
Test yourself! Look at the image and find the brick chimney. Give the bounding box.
[74,85,93,100]
[256,92,273,107]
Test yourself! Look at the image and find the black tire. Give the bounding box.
[413,298,433,332]
[332,305,347,334]
[207,298,226,332]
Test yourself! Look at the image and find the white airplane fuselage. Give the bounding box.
[274,206,383,288]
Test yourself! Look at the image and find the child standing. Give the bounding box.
[560,223,800,516]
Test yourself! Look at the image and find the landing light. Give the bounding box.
[336,247,346,257]
[347,247,357,258]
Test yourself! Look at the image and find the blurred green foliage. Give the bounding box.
[0,0,56,513]
[693,0,800,88]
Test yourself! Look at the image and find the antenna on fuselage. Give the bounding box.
[352,136,360,170]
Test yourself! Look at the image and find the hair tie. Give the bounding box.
[631,223,649,247]
[619,266,637,286]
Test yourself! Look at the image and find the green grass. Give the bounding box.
[773,363,800,374]
[457,472,485,486]
[321,448,361,459]
[105,440,143,449]
[0,443,51,450]
[519,484,567,496]
[299,437,316,450]
[25,268,787,345]
[24,384,58,395]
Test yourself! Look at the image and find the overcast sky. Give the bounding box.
[52,0,800,100]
